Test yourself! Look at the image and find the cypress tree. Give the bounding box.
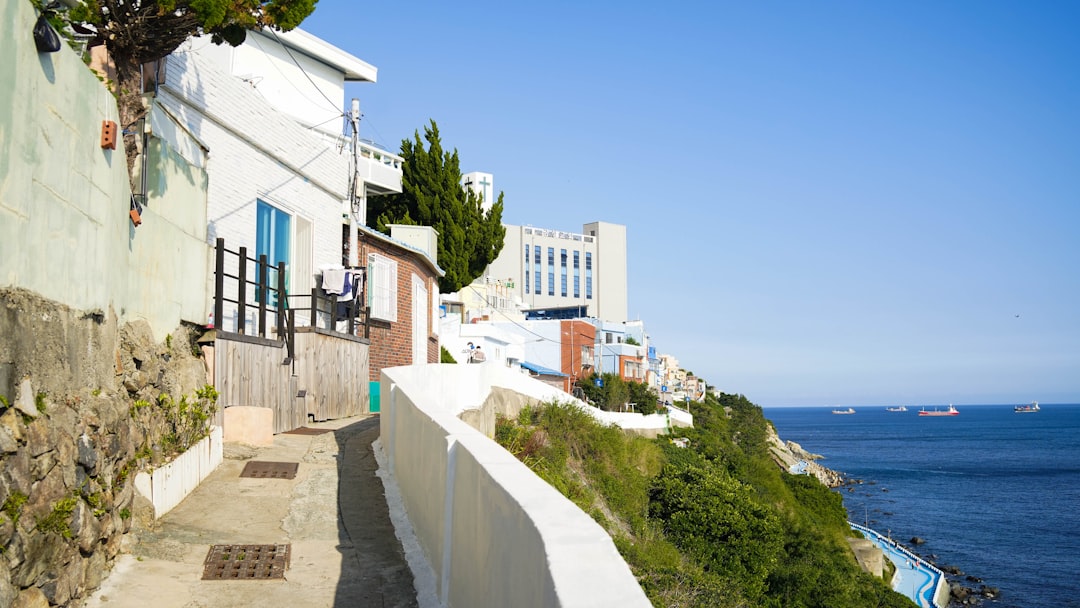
[369,120,506,293]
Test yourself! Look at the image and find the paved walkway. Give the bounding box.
[85,416,418,608]
[850,523,943,608]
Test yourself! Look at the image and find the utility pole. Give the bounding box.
[349,99,363,224]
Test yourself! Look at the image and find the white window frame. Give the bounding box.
[368,253,398,322]
[431,279,440,336]
[412,274,428,363]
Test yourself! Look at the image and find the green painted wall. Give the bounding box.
[0,0,210,340]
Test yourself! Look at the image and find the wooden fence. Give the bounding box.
[211,238,371,433]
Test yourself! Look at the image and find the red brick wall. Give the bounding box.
[360,236,440,381]
[560,320,595,391]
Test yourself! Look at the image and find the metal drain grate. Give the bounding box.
[239,461,299,480]
[202,544,290,580]
[282,427,333,436]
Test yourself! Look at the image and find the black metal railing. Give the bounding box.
[287,268,370,340]
[212,239,369,364]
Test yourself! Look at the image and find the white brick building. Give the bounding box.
[154,29,402,330]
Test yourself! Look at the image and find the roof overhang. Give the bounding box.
[271,28,378,82]
[521,361,568,377]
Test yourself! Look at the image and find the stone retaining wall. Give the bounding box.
[0,288,212,606]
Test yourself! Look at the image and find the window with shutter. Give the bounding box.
[367,253,398,322]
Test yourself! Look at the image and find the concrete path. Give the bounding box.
[85,416,418,608]
[851,523,943,608]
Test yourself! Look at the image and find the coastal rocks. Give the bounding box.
[806,461,845,487]
[765,425,846,487]
[949,582,999,606]
[785,440,824,461]
[910,536,926,545]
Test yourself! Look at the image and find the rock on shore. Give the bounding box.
[765,424,845,487]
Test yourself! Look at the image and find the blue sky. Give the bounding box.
[301,2,1080,406]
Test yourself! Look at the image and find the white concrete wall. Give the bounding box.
[0,0,127,315]
[584,221,627,323]
[380,364,651,608]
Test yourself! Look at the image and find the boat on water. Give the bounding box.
[885,405,908,412]
[1014,401,1040,413]
[918,404,959,417]
[831,407,856,415]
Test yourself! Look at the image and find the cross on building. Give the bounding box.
[462,172,494,212]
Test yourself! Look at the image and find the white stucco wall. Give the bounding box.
[380,364,652,608]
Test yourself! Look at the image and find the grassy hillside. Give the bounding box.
[495,392,915,608]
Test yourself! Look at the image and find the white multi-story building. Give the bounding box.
[485,221,628,323]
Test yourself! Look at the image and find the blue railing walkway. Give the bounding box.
[849,522,948,608]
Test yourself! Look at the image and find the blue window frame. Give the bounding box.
[560,249,567,297]
[524,243,530,293]
[573,251,580,298]
[547,247,555,296]
[585,252,593,300]
[534,246,541,294]
[256,200,290,304]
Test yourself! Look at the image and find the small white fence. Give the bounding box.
[134,426,224,518]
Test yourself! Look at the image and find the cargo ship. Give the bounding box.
[918,405,959,417]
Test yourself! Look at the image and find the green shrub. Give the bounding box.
[36,496,78,538]
[440,346,457,363]
[2,491,29,525]
[144,385,219,458]
[492,393,913,608]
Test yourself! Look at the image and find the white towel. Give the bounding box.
[322,268,346,295]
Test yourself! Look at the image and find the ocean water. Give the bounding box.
[765,403,1080,608]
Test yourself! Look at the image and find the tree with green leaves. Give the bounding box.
[627,380,658,415]
[368,120,506,293]
[575,372,659,414]
[57,0,316,186]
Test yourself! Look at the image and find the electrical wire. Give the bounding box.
[360,115,392,152]
[262,28,345,118]
[307,114,346,131]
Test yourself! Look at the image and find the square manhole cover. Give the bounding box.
[282,427,333,436]
[239,461,299,480]
[202,544,290,580]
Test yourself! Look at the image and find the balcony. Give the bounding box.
[358,140,404,196]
